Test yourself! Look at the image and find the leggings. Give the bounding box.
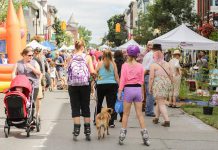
[96,84,118,125]
[68,85,91,118]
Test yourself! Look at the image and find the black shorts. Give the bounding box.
[68,85,91,118]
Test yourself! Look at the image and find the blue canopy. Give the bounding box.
[42,41,56,51]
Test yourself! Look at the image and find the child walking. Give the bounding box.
[118,45,150,146]
[49,61,59,91]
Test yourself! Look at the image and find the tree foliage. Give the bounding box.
[106,14,128,47]
[64,31,74,46]
[52,17,65,47]
[135,0,200,44]
[0,0,30,23]
[78,26,92,47]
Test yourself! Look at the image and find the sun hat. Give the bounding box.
[127,45,140,57]
[173,50,181,55]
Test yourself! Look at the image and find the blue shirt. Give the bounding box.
[97,63,116,84]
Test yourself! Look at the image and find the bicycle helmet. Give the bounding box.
[127,45,140,57]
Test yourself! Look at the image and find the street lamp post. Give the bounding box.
[207,0,210,23]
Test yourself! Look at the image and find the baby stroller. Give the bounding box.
[3,75,40,138]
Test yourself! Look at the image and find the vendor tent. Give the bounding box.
[67,45,75,50]
[42,41,56,51]
[27,40,48,50]
[99,44,110,50]
[59,44,68,51]
[152,24,218,50]
[118,39,144,51]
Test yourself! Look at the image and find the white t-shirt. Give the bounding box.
[142,51,154,70]
[50,67,56,78]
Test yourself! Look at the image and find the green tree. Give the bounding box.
[0,0,30,23]
[78,26,92,47]
[52,17,65,47]
[135,0,200,44]
[64,31,74,46]
[106,14,128,47]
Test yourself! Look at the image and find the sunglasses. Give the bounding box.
[27,54,33,57]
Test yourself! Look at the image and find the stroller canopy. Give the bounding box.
[10,75,32,98]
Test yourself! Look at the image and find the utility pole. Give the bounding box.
[207,0,210,23]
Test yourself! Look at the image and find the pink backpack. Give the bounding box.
[67,53,90,86]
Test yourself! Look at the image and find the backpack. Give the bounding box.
[67,54,90,86]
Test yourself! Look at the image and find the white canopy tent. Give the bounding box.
[152,24,218,50]
[26,40,48,50]
[59,44,68,51]
[67,45,75,50]
[118,39,144,51]
[99,44,110,50]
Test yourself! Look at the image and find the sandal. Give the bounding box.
[168,104,173,108]
[172,105,180,108]
[161,121,170,127]
[152,118,159,124]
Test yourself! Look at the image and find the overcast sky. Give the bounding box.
[48,0,132,44]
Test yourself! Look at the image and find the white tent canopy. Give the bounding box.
[118,39,144,51]
[152,24,218,50]
[99,44,110,50]
[27,40,48,50]
[59,44,68,51]
[67,45,75,50]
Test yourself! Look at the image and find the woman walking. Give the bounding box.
[118,45,150,146]
[149,51,172,127]
[67,40,95,141]
[114,50,125,122]
[12,47,42,117]
[96,50,119,128]
[169,50,182,108]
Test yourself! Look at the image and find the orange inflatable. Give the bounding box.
[0,0,27,92]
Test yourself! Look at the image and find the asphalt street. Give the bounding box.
[1,90,218,150]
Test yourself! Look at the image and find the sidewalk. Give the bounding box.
[1,91,218,150]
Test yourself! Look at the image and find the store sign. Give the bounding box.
[0,40,6,53]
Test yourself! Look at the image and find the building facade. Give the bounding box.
[66,13,79,42]
[47,5,57,42]
[24,0,48,42]
[136,0,150,14]
[124,0,138,40]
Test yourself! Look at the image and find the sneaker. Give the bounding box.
[109,124,115,128]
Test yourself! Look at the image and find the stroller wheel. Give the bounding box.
[4,127,9,138]
[26,127,30,137]
[36,116,41,132]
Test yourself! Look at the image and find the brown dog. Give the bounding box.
[95,107,113,139]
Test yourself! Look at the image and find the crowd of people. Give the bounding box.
[65,39,184,145]
[2,39,185,145]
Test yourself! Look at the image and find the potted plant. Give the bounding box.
[203,94,214,115]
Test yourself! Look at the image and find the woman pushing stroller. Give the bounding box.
[12,47,42,126]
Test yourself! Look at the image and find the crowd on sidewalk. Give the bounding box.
[5,39,186,145]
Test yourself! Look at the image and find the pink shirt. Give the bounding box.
[119,62,144,91]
